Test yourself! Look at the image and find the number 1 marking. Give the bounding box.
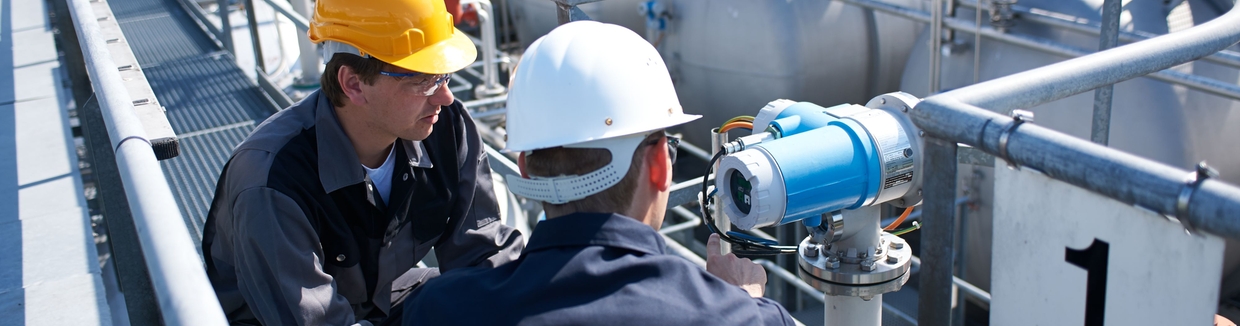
[1065,239,1110,326]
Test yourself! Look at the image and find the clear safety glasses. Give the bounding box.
[379,71,452,96]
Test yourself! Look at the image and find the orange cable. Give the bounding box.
[718,121,754,134]
[884,206,915,231]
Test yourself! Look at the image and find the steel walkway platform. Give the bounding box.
[0,0,112,324]
[108,0,279,248]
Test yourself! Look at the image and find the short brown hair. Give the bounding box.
[523,132,662,217]
[321,53,388,107]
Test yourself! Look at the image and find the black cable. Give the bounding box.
[700,149,797,256]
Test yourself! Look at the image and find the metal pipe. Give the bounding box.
[952,201,969,326]
[660,206,702,235]
[972,0,982,84]
[175,0,224,46]
[930,0,943,94]
[945,0,956,42]
[918,138,959,326]
[756,260,825,303]
[662,233,707,268]
[912,98,1240,239]
[463,0,506,98]
[954,275,991,305]
[908,255,993,306]
[66,0,229,323]
[217,0,234,52]
[260,0,310,31]
[484,144,520,181]
[676,138,713,162]
[462,94,509,110]
[757,258,919,325]
[711,128,731,254]
[288,0,320,86]
[471,108,507,120]
[928,2,1240,109]
[1090,0,1122,145]
[668,176,707,209]
[244,0,266,73]
[955,0,1240,70]
[837,0,1240,101]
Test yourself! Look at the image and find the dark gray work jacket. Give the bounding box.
[202,90,524,325]
[403,212,795,326]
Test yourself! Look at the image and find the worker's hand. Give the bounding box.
[1217,314,1236,326]
[706,233,767,298]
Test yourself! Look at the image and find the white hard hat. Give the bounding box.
[503,21,700,204]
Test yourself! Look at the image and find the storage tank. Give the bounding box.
[509,0,926,146]
[508,0,648,51]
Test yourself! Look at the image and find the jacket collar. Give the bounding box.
[523,212,666,256]
[313,91,433,193]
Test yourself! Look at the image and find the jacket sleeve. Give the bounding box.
[230,187,358,326]
[754,297,797,326]
[433,102,525,272]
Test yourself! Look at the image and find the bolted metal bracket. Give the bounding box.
[990,0,1017,32]
[552,0,603,24]
[1171,161,1219,235]
[998,109,1034,170]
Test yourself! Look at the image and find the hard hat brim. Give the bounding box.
[380,27,478,75]
[502,112,701,153]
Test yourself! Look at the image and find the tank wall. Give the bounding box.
[665,0,924,146]
[509,0,648,51]
[508,0,925,146]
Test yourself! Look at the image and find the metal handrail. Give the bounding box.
[260,0,309,31]
[911,4,1240,326]
[66,0,229,324]
[838,0,1240,100]
[954,0,1240,70]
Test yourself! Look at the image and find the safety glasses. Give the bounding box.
[379,71,451,96]
[644,131,680,164]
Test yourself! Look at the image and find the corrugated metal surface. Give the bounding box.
[113,0,217,65]
[112,0,277,250]
[163,125,254,248]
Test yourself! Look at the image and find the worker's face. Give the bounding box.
[361,65,456,141]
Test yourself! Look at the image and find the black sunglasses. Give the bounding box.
[645,132,680,164]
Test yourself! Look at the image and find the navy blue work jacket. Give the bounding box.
[402,212,795,325]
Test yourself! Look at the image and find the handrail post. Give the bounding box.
[289,0,320,86]
[1090,0,1122,145]
[918,138,959,326]
[216,0,234,53]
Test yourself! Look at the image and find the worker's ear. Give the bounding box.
[337,65,367,107]
[518,152,530,179]
[646,140,671,191]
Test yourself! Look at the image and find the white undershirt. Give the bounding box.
[362,146,397,205]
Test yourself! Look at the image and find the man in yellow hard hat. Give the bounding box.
[201,0,524,325]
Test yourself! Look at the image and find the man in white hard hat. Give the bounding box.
[201,0,523,325]
[401,21,794,325]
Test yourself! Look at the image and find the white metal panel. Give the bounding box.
[992,166,1224,326]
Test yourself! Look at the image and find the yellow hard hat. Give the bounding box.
[308,0,477,74]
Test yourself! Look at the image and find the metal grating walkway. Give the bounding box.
[109,0,278,248]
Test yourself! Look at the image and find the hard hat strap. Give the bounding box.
[506,134,645,204]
